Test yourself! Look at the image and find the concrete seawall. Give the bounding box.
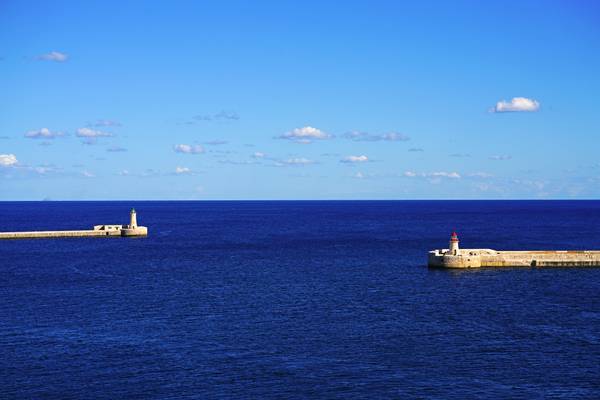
[0,209,147,240]
[0,229,123,239]
[428,233,600,268]
[429,249,600,268]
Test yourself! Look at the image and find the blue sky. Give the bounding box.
[1,0,599,200]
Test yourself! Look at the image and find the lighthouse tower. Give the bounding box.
[121,208,147,236]
[449,231,459,255]
[129,208,138,228]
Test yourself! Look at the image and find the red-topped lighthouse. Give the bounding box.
[449,231,459,255]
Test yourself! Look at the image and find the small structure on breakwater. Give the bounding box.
[428,232,600,268]
[0,209,148,239]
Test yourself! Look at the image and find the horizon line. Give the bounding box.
[1,198,599,202]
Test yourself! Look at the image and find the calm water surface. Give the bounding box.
[1,201,600,399]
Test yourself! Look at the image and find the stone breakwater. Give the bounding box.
[428,248,600,268]
[428,232,600,268]
[0,229,121,239]
[0,209,147,240]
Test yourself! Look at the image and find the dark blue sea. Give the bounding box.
[1,201,600,399]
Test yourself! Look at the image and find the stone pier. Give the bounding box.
[428,232,600,268]
[0,209,148,240]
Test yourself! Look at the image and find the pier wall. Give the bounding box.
[0,230,122,239]
[428,249,600,268]
[0,209,147,240]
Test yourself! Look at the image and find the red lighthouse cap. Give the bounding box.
[450,231,459,241]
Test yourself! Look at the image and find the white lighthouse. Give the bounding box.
[120,208,147,237]
[130,208,138,228]
[449,231,459,255]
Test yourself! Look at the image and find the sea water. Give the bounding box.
[1,201,600,398]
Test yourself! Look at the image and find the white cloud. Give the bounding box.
[489,155,512,161]
[513,179,546,191]
[193,110,239,122]
[37,51,68,62]
[450,153,470,158]
[278,126,331,143]
[344,131,366,141]
[431,172,461,179]
[25,128,64,139]
[107,146,127,152]
[116,169,158,178]
[404,171,461,179]
[341,155,369,163]
[0,163,60,177]
[175,166,192,174]
[204,140,228,145]
[252,151,266,159]
[468,172,493,178]
[491,97,540,113]
[214,110,239,121]
[344,131,410,142]
[116,169,159,178]
[34,166,54,175]
[81,170,95,178]
[174,144,205,154]
[381,132,410,141]
[354,172,365,179]
[278,157,315,166]
[76,128,112,138]
[218,159,259,165]
[0,154,18,167]
[408,148,424,152]
[77,128,112,144]
[87,119,122,127]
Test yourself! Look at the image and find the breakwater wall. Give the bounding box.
[428,249,600,268]
[428,232,600,268]
[0,209,148,240]
[0,229,122,239]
